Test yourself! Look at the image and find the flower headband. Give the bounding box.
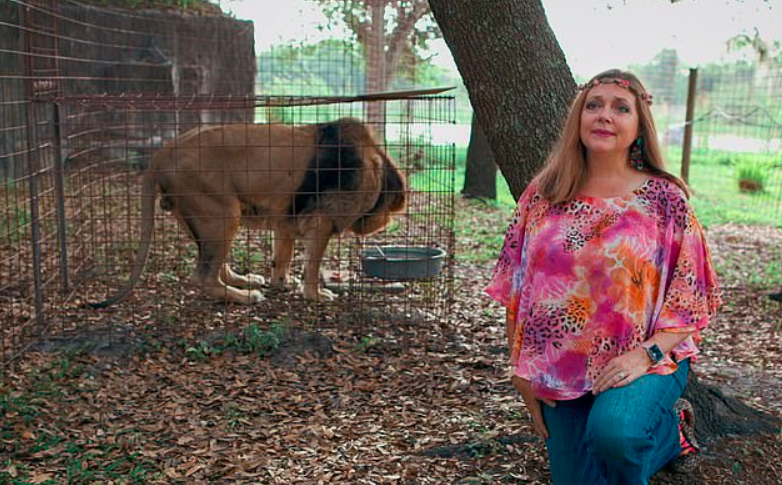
[578,77,654,105]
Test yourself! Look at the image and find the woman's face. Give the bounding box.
[579,82,640,159]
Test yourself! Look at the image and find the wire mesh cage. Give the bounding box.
[67,94,456,324]
[0,0,456,366]
[629,56,782,226]
[684,65,782,224]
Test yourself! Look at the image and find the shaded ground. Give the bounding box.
[1,198,780,484]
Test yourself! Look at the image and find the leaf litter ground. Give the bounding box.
[1,199,780,484]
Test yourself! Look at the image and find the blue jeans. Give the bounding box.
[541,359,689,485]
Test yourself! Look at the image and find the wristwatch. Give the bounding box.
[642,343,665,365]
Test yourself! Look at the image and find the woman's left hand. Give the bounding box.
[593,347,651,395]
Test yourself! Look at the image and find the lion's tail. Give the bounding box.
[88,174,156,309]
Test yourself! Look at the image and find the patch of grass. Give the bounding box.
[185,340,220,361]
[711,236,782,291]
[420,143,781,230]
[413,142,780,269]
[0,461,33,485]
[223,401,248,430]
[241,322,286,357]
[0,206,31,243]
[453,198,506,263]
[179,322,287,362]
[735,160,772,193]
[355,334,380,353]
[666,147,781,228]
[220,322,287,358]
[751,258,782,287]
[383,218,404,235]
[0,358,159,483]
[464,440,499,459]
[405,143,458,191]
[0,390,41,427]
[409,144,515,208]
[49,355,86,381]
[409,144,512,263]
[0,363,71,434]
[50,444,153,484]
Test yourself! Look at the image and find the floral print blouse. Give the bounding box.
[485,177,722,400]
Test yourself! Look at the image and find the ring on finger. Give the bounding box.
[617,372,626,380]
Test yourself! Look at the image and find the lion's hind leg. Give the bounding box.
[271,227,299,290]
[300,216,336,302]
[181,200,264,305]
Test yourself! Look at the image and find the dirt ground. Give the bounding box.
[1,200,781,484]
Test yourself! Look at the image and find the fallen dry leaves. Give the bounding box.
[1,200,780,484]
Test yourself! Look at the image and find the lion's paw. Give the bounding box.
[245,274,266,288]
[273,275,301,290]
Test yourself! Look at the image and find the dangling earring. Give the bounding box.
[630,136,644,171]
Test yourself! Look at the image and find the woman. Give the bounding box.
[485,69,721,484]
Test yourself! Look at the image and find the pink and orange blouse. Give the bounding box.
[485,177,722,400]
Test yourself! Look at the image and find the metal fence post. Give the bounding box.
[681,68,698,185]
[53,101,70,292]
[21,3,46,331]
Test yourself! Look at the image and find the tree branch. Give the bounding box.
[385,0,430,85]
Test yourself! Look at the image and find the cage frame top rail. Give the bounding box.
[40,87,457,110]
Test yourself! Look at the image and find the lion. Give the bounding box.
[89,118,407,307]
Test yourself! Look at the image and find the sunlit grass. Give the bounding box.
[438,144,781,230]
[666,146,781,229]
[412,143,781,263]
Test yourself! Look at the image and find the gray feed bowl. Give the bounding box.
[360,246,446,280]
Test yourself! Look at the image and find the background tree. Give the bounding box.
[462,114,497,200]
[728,28,781,100]
[429,0,779,451]
[428,0,573,200]
[311,1,494,196]
[256,39,365,95]
[311,0,438,128]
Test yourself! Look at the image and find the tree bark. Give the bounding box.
[462,113,497,200]
[428,0,574,200]
[364,0,387,137]
[429,0,780,449]
[683,371,780,441]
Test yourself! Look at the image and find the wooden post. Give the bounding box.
[681,68,698,185]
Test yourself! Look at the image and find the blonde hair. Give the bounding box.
[533,68,688,203]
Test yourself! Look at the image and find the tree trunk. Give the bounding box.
[429,0,780,448]
[428,0,573,200]
[364,0,387,140]
[462,113,497,200]
[683,371,780,441]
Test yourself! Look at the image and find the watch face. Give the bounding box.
[647,344,664,363]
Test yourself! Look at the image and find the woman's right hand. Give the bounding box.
[512,375,555,440]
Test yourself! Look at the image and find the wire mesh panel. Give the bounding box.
[632,55,782,226]
[1,0,63,363]
[255,0,436,97]
[684,66,782,225]
[0,0,455,366]
[63,94,455,339]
